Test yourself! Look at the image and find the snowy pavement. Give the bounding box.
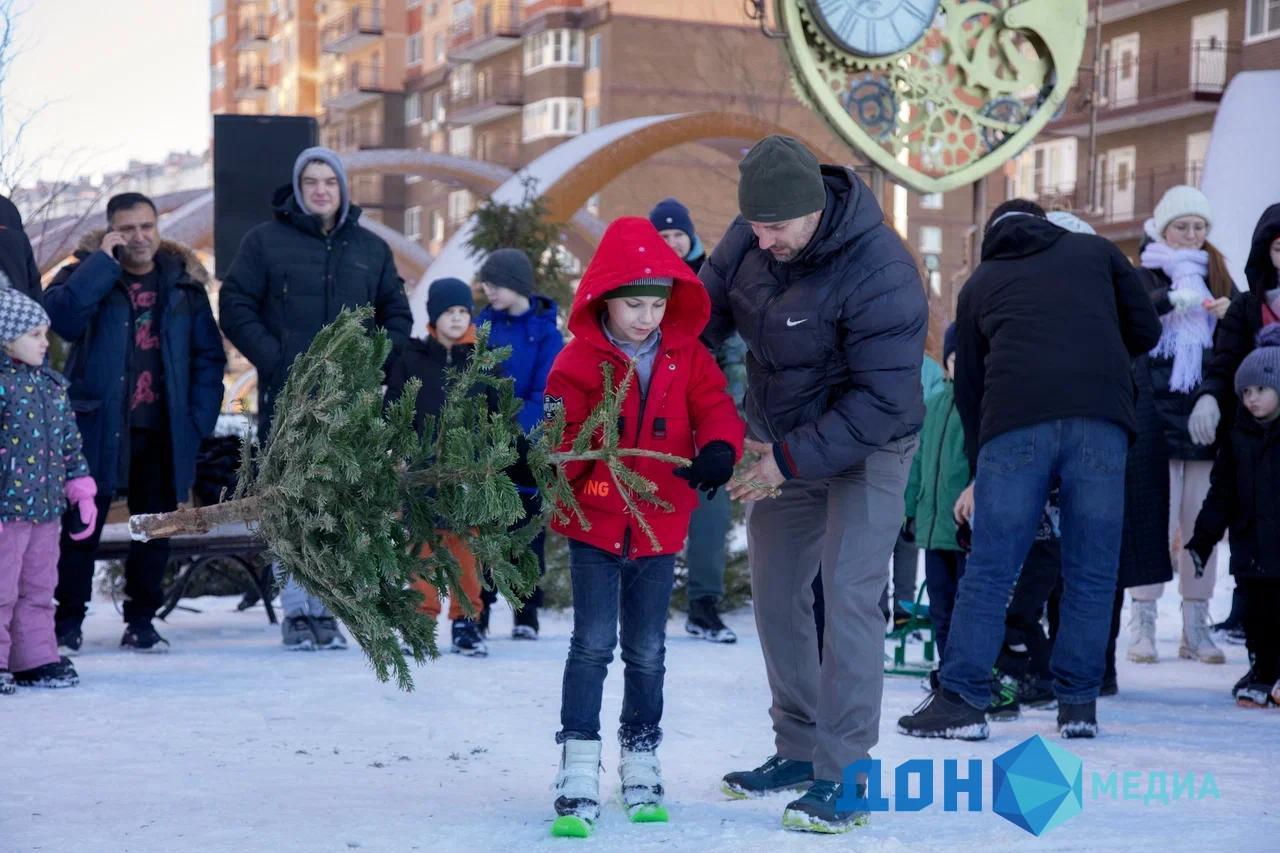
[3,582,1277,852]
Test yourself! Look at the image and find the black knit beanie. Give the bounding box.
[478,248,534,298]
[737,135,826,223]
[427,277,474,327]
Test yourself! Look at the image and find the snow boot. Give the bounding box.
[897,689,989,740]
[552,739,602,837]
[121,622,170,653]
[782,780,869,834]
[1126,600,1158,663]
[451,617,488,657]
[1057,700,1098,738]
[0,669,15,695]
[1231,669,1273,708]
[1018,675,1057,709]
[685,596,737,644]
[1179,600,1225,663]
[281,614,316,651]
[722,755,815,799]
[310,616,348,650]
[56,626,82,657]
[620,746,667,822]
[512,601,539,640]
[13,656,78,688]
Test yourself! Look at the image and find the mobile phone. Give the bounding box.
[112,242,124,261]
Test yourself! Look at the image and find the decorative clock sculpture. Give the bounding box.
[776,0,1088,192]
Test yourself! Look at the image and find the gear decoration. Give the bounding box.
[776,0,1088,193]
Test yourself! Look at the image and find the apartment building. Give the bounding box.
[209,0,321,118]
[1005,0,1280,258]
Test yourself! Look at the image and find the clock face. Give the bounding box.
[811,0,939,57]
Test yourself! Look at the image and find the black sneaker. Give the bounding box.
[781,780,869,833]
[281,615,316,651]
[1099,675,1119,698]
[121,623,170,653]
[0,669,15,695]
[309,616,348,650]
[897,689,989,740]
[512,604,539,640]
[686,596,737,644]
[987,673,1021,721]
[1057,700,1098,738]
[1018,676,1058,709]
[1232,668,1273,708]
[451,618,488,657]
[13,656,79,688]
[56,626,83,656]
[722,755,815,799]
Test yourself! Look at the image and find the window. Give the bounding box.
[451,64,473,100]
[269,35,284,64]
[522,97,584,142]
[211,0,225,15]
[433,32,446,63]
[431,210,445,242]
[920,192,943,210]
[448,190,473,224]
[586,106,600,131]
[432,91,447,125]
[919,226,943,254]
[449,126,473,157]
[1248,0,1280,40]
[1186,131,1211,186]
[405,206,422,241]
[428,1,440,17]
[211,14,226,44]
[408,33,424,66]
[405,92,422,124]
[1009,138,1078,199]
[588,33,602,70]
[523,29,585,72]
[408,0,422,8]
[213,61,226,90]
[406,174,423,185]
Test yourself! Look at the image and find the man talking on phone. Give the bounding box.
[44,192,226,654]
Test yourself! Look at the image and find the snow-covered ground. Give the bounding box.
[3,577,1277,853]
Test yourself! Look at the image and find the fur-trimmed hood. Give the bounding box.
[73,228,211,287]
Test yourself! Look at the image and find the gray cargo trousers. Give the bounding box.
[746,436,916,782]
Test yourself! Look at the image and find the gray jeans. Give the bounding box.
[747,437,915,782]
[274,562,330,618]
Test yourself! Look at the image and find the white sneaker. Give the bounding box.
[554,739,602,823]
[1126,600,1158,663]
[1179,600,1225,663]
[620,746,664,814]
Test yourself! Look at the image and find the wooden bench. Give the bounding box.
[95,520,276,624]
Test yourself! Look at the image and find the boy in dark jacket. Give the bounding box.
[0,285,97,692]
[545,217,743,835]
[1187,326,1280,707]
[384,278,488,657]
[476,249,563,639]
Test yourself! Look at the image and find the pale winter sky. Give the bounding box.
[5,0,211,185]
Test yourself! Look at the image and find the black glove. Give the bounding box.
[505,435,538,490]
[956,520,973,554]
[901,517,916,544]
[673,441,736,499]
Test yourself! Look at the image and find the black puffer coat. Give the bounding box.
[701,167,927,479]
[1198,203,1280,431]
[218,186,413,439]
[1188,413,1280,579]
[1118,356,1173,589]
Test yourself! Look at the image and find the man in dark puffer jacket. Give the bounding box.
[219,146,412,651]
[704,135,926,832]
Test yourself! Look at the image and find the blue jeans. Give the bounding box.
[558,540,676,749]
[940,418,1127,709]
[923,549,966,660]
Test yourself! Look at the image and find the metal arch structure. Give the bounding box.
[419,111,828,327]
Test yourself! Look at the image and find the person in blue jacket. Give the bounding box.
[476,248,564,638]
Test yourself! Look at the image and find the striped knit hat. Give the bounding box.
[603,277,673,300]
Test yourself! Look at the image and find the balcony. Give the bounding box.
[1052,42,1241,135]
[321,5,384,55]
[234,65,270,101]
[448,73,523,125]
[1020,162,1205,243]
[473,140,524,170]
[236,15,270,52]
[323,63,389,109]
[449,3,521,62]
[324,121,387,151]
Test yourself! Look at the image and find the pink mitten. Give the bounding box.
[65,476,98,542]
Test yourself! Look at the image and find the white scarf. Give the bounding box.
[1142,242,1214,393]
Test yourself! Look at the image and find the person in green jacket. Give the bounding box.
[904,325,970,662]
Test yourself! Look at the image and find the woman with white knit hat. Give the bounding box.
[1126,185,1237,666]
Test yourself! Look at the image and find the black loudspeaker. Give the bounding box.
[213,114,318,278]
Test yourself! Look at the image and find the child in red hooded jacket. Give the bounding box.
[546,217,744,833]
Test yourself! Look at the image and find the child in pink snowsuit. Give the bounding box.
[0,282,97,693]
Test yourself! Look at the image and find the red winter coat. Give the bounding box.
[545,217,744,558]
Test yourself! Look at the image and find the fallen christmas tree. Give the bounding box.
[130,307,688,690]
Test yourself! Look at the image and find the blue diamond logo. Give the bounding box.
[992,735,1083,836]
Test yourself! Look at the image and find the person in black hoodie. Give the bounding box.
[219,145,413,651]
[0,196,43,301]
[384,278,488,657]
[897,200,1161,742]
